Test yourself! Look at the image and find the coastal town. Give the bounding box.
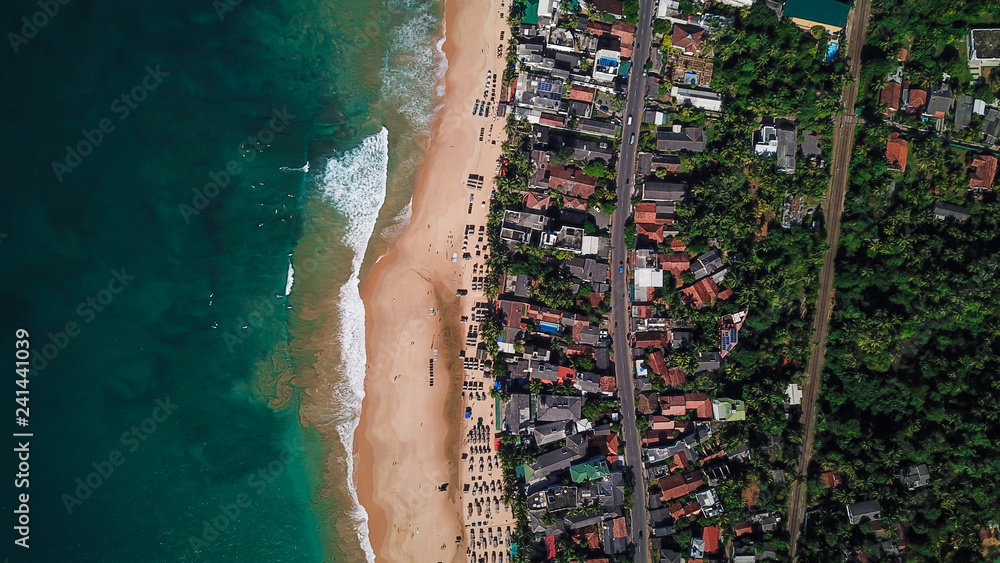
[447,0,1000,562]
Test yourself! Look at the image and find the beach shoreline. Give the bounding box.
[355,0,510,560]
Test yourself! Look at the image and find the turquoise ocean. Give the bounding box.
[0,0,443,560]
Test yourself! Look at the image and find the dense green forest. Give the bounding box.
[799,0,1000,561]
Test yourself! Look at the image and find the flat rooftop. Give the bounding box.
[971,28,1000,60]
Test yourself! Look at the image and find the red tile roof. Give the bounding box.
[651,415,675,430]
[665,367,686,387]
[635,331,669,348]
[886,132,909,171]
[569,85,596,103]
[564,195,589,210]
[587,21,613,34]
[905,88,927,114]
[734,521,753,537]
[611,20,635,58]
[590,432,619,464]
[672,24,705,55]
[524,191,550,211]
[635,201,658,223]
[682,277,720,307]
[702,525,720,554]
[600,376,617,394]
[819,470,846,488]
[539,113,565,127]
[660,394,686,416]
[670,239,687,252]
[970,155,997,190]
[648,349,668,377]
[658,470,703,501]
[588,291,603,307]
[633,304,654,318]
[543,166,599,199]
[612,516,628,539]
[669,501,702,519]
[880,81,901,112]
[659,253,690,287]
[575,526,601,549]
[637,222,665,243]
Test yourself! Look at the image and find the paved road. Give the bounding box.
[786,0,872,558]
[609,1,655,561]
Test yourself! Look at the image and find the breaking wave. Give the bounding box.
[317,128,389,563]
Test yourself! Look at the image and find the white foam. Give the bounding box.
[381,0,448,134]
[318,128,389,563]
[377,197,413,255]
[285,261,294,296]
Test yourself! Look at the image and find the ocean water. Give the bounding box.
[0,0,442,560]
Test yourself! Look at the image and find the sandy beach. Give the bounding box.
[356,0,510,560]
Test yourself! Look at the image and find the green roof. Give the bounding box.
[522,0,540,25]
[569,459,611,483]
[619,60,632,77]
[517,464,535,481]
[782,0,850,29]
[713,398,746,422]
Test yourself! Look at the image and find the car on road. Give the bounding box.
[629,133,635,145]
[627,114,633,125]
[618,261,624,273]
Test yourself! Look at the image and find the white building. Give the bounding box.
[671,86,723,112]
[593,49,621,83]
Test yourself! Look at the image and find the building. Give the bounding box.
[846,500,882,525]
[690,250,723,280]
[696,490,724,518]
[782,0,850,33]
[899,464,930,491]
[712,398,746,422]
[671,86,723,112]
[933,201,971,222]
[776,120,797,173]
[954,94,974,130]
[880,80,902,113]
[642,182,687,202]
[593,48,621,82]
[969,28,1000,78]
[671,23,707,55]
[501,209,548,243]
[802,131,821,159]
[656,125,706,152]
[533,164,599,199]
[925,85,953,119]
[754,123,778,156]
[969,155,997,190]
[886,132,909,172]
[904,86,927,115]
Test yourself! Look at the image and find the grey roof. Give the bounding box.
[505,393,532,433]
[802,131,821,158]
[656,127,706,152]
[544,485,580,511]
[577,118,617,137]
[574,371,602,394]
[955,94,974,131]
[579,325,602,346]
[530,446,583,481]
[534,394,584,422]
[660,550,684,563]
[984,107,1000,144]
[926,85,953,116]
[532,420,575,446]
[566,257,609,283]
[514,273,531,298]
[649,507,673,525]
[698,350,722,372]
[690,249,723,280]
[532,126,616,162]
[846,500,881,525]
[933,201,971,221]
[900,463,930,490]
[776,120,797,173]
[637,152,653,175]
[642,182,688,202]
[595,347,610,370]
